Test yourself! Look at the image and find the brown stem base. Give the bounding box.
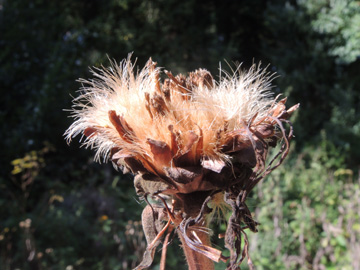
[178,230,215,270]
[172,191,218,270]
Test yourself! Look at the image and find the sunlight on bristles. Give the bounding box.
[65,54,280,166]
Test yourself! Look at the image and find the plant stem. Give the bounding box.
[178,229,215,270]
[174,192,216,270]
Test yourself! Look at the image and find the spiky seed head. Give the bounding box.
[65,54,299,269]
[65,55,298,194]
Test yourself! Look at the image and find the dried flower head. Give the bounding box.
[65,54,299,270]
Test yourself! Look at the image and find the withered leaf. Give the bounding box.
[232,146,257,168]
[135,205,166,270]
[134,174,175,197]
[122,157,147,174]
[254,124,274,138]
[163,166,202,185]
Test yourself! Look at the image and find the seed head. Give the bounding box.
[65,54,299,269]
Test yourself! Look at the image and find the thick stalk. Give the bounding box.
[178,229,215,270]
[175,192,215,270]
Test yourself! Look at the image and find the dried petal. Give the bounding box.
[147,138,172,169]
[201,158,226,173]
[84,127,97,138]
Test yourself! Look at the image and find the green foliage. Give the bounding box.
[262,0,360,163]
[248,141,359,270]
[306,0,360,64]
[1,0,359,269]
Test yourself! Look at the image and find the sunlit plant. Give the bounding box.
[65,54,298,270]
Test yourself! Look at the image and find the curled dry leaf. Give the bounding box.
[65,54,299,270]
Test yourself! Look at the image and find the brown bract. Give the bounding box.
[65,55,299,270]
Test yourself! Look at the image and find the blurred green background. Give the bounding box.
[1,0,359,269]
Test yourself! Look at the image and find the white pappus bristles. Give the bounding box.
[65,55,278,165]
